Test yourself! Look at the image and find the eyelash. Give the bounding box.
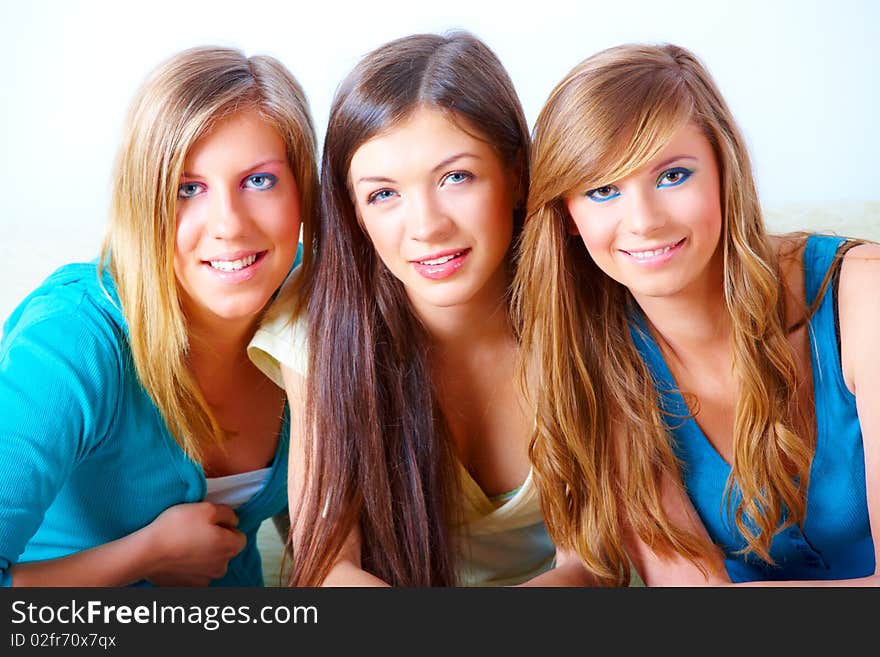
[365,170,474,205]
[177,182,206,200]
[656,167,693,188]
[585,184,619,203]
[366,189,395,205]
[244,173,278,190]
[584,166,695,202]
[442,170,473,186]
[177,172,279,200]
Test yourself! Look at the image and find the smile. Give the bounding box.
[201,251,267,282]
[416,249,467,266]
[208,253,259,271]
[621,238,686,264]
[410,248,471,280]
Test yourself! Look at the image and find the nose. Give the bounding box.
[409,190,454,243]
[625,187,667,236]
[207,186,249,240]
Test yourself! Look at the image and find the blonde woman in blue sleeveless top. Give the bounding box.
[513,43,878,586]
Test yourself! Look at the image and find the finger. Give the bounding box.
[223,528,247,556]
[210,524,247,556]
[206,503,240,529]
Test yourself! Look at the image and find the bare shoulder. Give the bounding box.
[837,242,880,393]
[839,242,880,315]
[840,242,880,277]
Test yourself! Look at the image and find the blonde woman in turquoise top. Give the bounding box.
[514,43,879,586]
[0,46,318,586]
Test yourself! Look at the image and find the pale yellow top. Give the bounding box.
[247,304,555,586]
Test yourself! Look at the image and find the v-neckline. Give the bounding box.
[630,238,822,474]
[631,312,735,471]
[457,461,532,517]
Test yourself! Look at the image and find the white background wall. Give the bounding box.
[1,0,878,321]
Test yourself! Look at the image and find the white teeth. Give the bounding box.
[630,244,673,260]
[418,251,462,266]
[209,254,258,271]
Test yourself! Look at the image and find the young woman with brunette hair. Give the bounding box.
[513,42,878,586]
[249,31,591,586]
[0,46,318,586]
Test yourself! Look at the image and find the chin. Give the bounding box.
[628,279,689,300]
[198,296,273,323]
[409,288,472,310]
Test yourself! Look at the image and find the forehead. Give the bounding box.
[349,107,495,177]
[184,109,286,167]
[609,121,715,182]
[655,122,714,157]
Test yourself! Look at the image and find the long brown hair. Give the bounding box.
[290,31,529,586]
[514,43,817,585]
[100,46,318,461]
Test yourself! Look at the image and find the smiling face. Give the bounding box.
[173,109,301,326]
[348,106,517,319]
[565,122,723,302]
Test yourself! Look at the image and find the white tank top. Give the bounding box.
[204,467,271,509]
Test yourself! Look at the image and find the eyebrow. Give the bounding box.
[432,152,480,174]
[649,155,698,175]
[354,152,481,185]
[181,158,287,179]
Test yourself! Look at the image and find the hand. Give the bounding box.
[143,502,247,586]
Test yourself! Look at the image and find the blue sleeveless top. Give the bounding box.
[630,234,874,582]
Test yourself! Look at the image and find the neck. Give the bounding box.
[185,311,261,379]
[633,250,730,362]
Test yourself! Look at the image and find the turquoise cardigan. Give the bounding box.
[0,262,290,586]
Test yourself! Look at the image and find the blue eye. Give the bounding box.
[367,189,397,204]
[245,173,278,190]
[585,184,620,203]
[177,182,205,200]
[442,171,472,186]
[656,167,693,189]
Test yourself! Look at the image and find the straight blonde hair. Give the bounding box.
[514,43,814,584]
[101,46,318,461]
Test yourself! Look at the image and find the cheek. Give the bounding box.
[262,192,302,246]
[568,206,615,260]
[707,192,723,239]
[174,206,203,262]
[674,188,722,241]
[462,188,514,253]
[359,211,401,270]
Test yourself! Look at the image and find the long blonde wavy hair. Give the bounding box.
[100,46,318,462]
[513,43,815,585]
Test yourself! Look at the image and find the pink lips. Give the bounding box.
[621,238,686,267]
[410,248,471,280]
